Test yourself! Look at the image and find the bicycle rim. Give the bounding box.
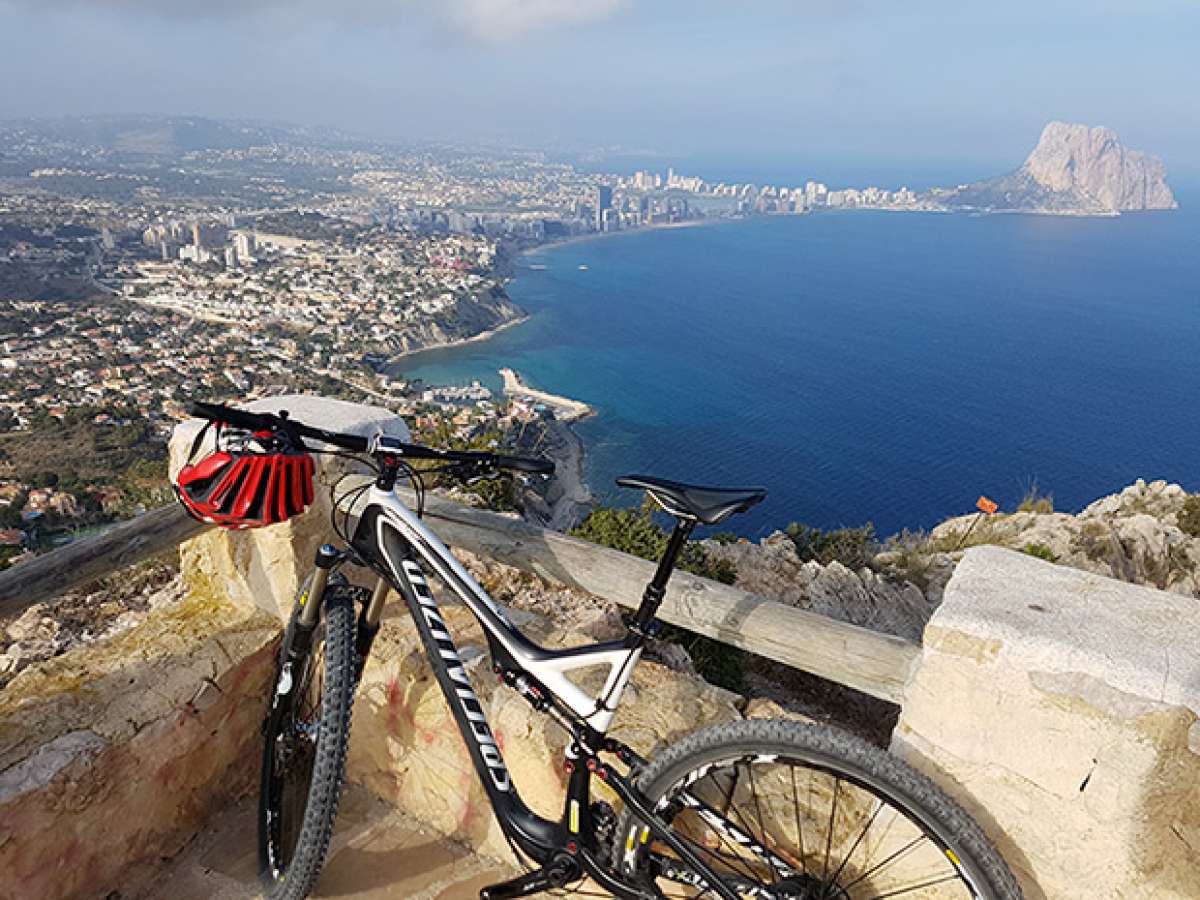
[632,750,994,899]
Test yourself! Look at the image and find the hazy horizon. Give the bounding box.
[1,0,1197,182]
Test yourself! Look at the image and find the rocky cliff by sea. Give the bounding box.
[931,121,1177,215]
[703,478,1200,645]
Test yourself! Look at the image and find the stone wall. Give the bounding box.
[0,582,278,900]
[894,545,1200,899]
[0,395,407,900]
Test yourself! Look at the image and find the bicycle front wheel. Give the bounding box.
[258,582,360,900]
[616,719,1021,900]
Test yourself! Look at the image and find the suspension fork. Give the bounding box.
[269,544,345,715]
[298,543,390,677]
[296,543,342,628]
[354,576,390,677]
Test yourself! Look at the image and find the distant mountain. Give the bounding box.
[933,122,1177,215]
[0,114,369,157]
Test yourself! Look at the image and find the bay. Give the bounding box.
[394,197,1200,539]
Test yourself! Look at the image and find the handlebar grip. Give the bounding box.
[494,454,555,475]
[188,401,276,432]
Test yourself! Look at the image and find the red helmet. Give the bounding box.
[175,423,314,529]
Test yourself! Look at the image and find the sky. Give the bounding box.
[0,0,1197,185]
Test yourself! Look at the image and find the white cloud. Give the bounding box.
[435,0,629,42]
[0,0,632,42]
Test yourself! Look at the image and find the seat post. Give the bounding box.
[630,518,695,635]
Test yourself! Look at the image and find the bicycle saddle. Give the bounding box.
[616,474,767,525]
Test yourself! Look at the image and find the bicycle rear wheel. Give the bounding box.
[616,719,1021,900]
[258,582,361,900]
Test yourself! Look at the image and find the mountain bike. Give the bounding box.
[187,401,1022,900]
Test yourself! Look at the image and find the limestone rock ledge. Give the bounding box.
[0,582,278,900]
[705,531,934,642]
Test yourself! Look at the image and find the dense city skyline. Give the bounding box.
[0,1,1197,183]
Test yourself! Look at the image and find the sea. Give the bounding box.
[392,190,1200,539]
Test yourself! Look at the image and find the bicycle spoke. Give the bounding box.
[696,766,774,883]
[822,776,840,882]
[745,763,781,882]
[866,871,964,898]
[721,767,774,866]
[672,813,767,886]
[790,766,807,873]
[839,835,925,891]
[825,798,884,889]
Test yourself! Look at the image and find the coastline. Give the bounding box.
[517,216,725,259]
[534,418,592,531]
[499,368,594,530]
[389,202,1104,372]
[386,311,530,365]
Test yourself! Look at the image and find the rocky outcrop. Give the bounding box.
[0,561,181,690]
[704,532,935,643]
[1024,122,1177,211]
[929,479,1200,597]
[934,121,1177,215]
[386,292,525,357]
[710,481,1200,655]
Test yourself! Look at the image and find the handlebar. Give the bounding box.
[190,400,370,452]
[187,401,555,476]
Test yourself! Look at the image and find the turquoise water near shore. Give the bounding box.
[394,200,1200,538]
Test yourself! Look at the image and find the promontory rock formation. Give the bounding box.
[931,121,1177,215]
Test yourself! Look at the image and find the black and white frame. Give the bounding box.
[341,482,751,900]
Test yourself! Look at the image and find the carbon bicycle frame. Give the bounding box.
[337,481,746,900]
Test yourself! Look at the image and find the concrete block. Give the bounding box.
[894,545,1200,899]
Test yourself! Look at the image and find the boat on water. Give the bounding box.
[577,264,589,270]
[528,263,547,270]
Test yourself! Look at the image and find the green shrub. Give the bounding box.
[927,516,1008,553]
[785,522,877,570]
[1023,542,1058,562]
[1179,495,1200,538]
[571,503,736,585]
[880,529,936,590]
[571,503,743,691]
[1017,484,1054,514]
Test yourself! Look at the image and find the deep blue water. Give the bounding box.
[395,198,1200,538]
